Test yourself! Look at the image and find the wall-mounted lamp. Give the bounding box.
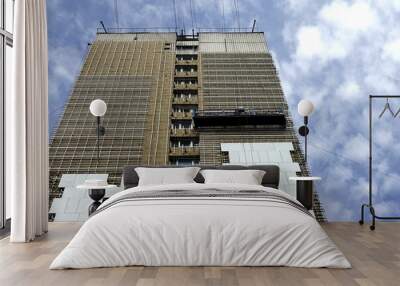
[90,99,107,163]
[297,99,315,163]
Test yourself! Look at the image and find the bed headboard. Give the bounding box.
[122,165,280,190]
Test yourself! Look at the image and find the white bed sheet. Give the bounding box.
[50,183,350,269]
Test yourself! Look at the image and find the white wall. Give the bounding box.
[199,32,268,53]
[221,142,300,197]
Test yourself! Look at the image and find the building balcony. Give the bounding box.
[174,71,198,78]
[175,59,198,65]
[193,108,287,129]
[170,128,198,138]
[171,111,193,120]
[173,83,198,90]
[176,50,198,55]
[169,146,200,157]
[172,97,198,105]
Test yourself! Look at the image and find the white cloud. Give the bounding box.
[374,201,400,217]
[284,0,313,12]
[380,173,400,196]
[336,81,361,100]
[319,1,378,33]
[374,128,394,147]
[277,0,400,220]
[383,38,400,62]
[48,45,82,106]
[293,1,381,69]
[295,26,324,60]
[325,201,354,221]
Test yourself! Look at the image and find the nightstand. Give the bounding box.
[289,177,321,210]
[77,182,117,215]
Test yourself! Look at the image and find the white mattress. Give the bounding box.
[50,183,350,269]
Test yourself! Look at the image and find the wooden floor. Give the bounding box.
[0,222,399,286]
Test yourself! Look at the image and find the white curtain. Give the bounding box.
[7,0,49,242]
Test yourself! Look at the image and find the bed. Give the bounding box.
[50,165,350,269]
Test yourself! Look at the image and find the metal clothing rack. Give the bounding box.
[359,95,400,230]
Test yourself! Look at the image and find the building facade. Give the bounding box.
[49,31,325,221]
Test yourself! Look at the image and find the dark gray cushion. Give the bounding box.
[122,165,280,190]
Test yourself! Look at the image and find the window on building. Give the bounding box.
[221,151,230,164]
[1,0,14,230]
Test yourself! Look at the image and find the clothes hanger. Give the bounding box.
[395,106,400,118]
[378,98,395,118]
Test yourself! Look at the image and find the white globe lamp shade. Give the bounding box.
[90,99,107,117]
[297,99,314,117]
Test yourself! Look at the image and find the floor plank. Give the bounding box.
[0,222,399,286]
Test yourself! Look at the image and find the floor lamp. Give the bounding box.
[294,99,317,211]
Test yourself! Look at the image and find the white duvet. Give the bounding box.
[50,183,351,269]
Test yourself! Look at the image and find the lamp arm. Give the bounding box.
[97,116,100,163]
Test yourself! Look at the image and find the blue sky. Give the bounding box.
[47,0,400,221]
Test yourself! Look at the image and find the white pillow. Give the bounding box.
[135,167,201,186]
[200,169,266,185]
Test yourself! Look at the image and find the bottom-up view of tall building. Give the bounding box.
[49,30,325,221]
